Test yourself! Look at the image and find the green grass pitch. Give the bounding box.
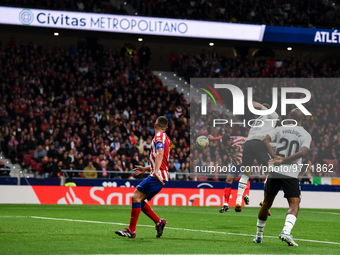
[0,204,339,254]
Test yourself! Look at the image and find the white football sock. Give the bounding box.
[282,214,297,235]
[236,174,249,204]
[256,219,266,239]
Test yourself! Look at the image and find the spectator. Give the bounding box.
[142,156,149,168]
[99,160,110,178]
[17,139,28,163]
[110,137,121,153]
[0,160,10,176]
[138,43,151,69]
[65,176,77,187]
[121,155,129,169]
[84,142,96,157]
[129,143,140,157]
[62,152,71,169]
[83,160,98,179]
[47,144,58,159]
[117,144,127,156]
[43,157,53,178]
[49,158,62,178]
[128,131,138,145]
[75,158,86,173]
[173,158,181,171]
[34,144,47,163]
[8,135,18,163]
[168,162,177,180]
[112,163,123,179]
[122,167,132,179]
[177,163,189,181]
[26,135,37,151]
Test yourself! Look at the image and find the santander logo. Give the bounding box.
[57,187,83,204]
[32,186,240,206]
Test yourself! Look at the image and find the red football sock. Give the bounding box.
[128,203,141,232]
[244,181,250,197]
[142,202,160,224]
[224,186,232,204]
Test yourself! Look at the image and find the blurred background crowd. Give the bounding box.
[0,36,339,182]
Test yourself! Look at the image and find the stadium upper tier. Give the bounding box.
[1,0,340,29]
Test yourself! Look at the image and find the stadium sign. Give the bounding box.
[0,6,265,41]
[263,25,340,45]
[1,185,340,209]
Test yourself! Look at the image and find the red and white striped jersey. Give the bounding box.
[222,136,246,165]
[149,132,171,182]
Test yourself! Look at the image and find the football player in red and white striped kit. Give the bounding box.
[115,116,171,239]
[207,134,250,213]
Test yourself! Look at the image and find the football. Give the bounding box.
[196,135,209,149]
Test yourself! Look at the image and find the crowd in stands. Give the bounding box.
[1,0,340,29]
[0,37,190,180]
[0,35,339,181]
[170,49,340,80]
[0,0,128,15]
[131,0,340,28]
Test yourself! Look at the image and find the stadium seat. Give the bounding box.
[23,154,31,166]
[36,163,44,175]
[126,157,131,163]
[30,159,37,171]
[29,150,35,158]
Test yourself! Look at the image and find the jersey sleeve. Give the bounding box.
[262,105,279,120]
[267,128,278,142]
[155,132,164,149]
[301,132,312,149]
[235,145,242,153]
[156,142,164,150]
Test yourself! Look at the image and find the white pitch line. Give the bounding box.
[0,216,27,218]
[2,215,340,245]
[308,211,340,215]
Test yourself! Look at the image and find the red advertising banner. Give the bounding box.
[32,186,241,206]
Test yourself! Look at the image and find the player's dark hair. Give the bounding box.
[156,116,168,129]
[262,103,270,109]
[221,134,231,146]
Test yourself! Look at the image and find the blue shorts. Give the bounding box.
[136,176,167,201]
[228,164,242,175]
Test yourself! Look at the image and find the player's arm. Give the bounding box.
[254,101,279,120]
[270,134,312,166]
[207,134,222,141]
[262,135,276,159]
[153,144,165,186]
[269,147,309,166]
[252,101,263,110]
[133,165,150,176]
[269,142,277,149]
